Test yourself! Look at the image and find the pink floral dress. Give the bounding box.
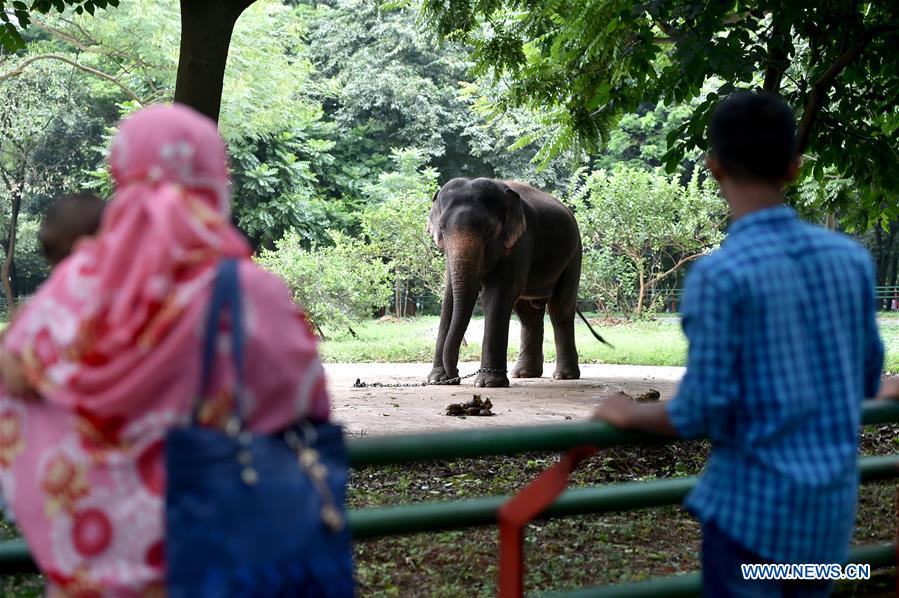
[0,105,330,597]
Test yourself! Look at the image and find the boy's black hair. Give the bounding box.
[39,192,106,266]
[709,90,797,182]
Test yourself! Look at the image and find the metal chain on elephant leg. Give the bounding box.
[352,368,506,388]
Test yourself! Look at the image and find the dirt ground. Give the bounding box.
[325,362,684,436]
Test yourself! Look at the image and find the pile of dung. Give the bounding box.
[446,395,494,416]
[610,389,661,402]
[634,389,661,402]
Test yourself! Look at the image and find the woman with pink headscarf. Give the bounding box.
[0,104,329,596]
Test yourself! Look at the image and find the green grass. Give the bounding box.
[880,319,899,372]
[320,315,899,371]
[3,313,896,369]
[321,315,688,366]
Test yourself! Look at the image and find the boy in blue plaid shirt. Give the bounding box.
[593,91,888,596]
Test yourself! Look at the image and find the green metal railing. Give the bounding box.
[645,286,899,312]
[2,400,898,595]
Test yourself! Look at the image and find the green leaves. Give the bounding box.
[587,83,611,111]
[230,130,342,249]
[0,0,116,50]
[568,164,726,316]
[420,0,899,229]
[256,231,392,338]
[74,1,97,16]
[360,148,444,298]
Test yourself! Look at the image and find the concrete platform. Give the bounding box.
[324,362,684,436]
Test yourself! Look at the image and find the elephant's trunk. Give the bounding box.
[442,233,482,377]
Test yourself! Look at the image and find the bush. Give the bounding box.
[360,148,445,314]
[569,165,726,316]
[580,248,638,314]
[256,230,392,338]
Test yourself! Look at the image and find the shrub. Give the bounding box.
[569,165,726,316]
[360,148,445,315]
[256,230,392,338]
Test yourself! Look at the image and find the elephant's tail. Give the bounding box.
[576,309,614,348]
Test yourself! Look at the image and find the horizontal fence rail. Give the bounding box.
[3,454,895,575]
[645,287,899,311]
[1,400,898,591]
[348,454,898,539]
[346,400,899,467]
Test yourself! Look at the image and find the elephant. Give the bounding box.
[426,177,608,388]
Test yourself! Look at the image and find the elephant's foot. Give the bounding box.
[510,359,543,379]
[552,365,580,380]
[427,367,460,385]
[474,370,510,388]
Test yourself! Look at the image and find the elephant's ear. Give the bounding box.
[503,187,526,249]
[426,189,444,249]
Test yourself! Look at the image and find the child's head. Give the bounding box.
[39,192,106,267]
[707,91,799,189]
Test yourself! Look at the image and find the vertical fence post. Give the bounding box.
[499,524,525,598]
[497,447,598,598]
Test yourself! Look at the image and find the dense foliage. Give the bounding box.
[359,149,444,315]
[255,230,392,337]
[2,0,897,329]
[569,165,726,316]
[420,0,899,228]
[0,0,118,51]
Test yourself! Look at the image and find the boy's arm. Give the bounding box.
[594,262,740,439]
[879,377,899,400]
[592,393,678,435]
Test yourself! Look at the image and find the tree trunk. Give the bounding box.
[885,224,899,310]
[174,0,257,121]
[889,251,898,289]
[8,258,18,300]
[401,285,416,317]
[2,190,22,313]
[635,264,646,317]
[762,15,790,93]
[874,223,885,308]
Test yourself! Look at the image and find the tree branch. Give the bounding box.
[0,53,143,103]
[796,23,896,153]
[651,252,703,285]
[0,167,13,194]
[44,17,159,70]
[29,18,94,52]
[57,15,101,45]
[762,14,790,92]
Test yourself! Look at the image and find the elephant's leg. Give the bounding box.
[548,262,580,380]
[475,286,515,388]
[510,300,544,378]
[427,271,456,384]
